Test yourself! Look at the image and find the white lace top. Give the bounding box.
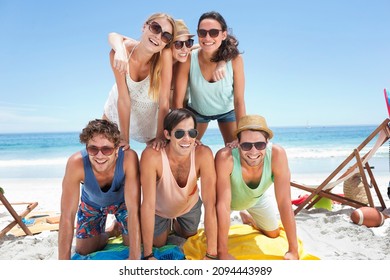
[104,45,158,143]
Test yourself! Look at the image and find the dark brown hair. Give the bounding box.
[198,11,241,62]
[163,108,197,134]
[79,119,121,147]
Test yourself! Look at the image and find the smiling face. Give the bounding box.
[171,35,193,63]
[142,17,174,52]
[238,130,268,167]
[164,117,197,156]
[87,134,118,174]
[197,18,227,54]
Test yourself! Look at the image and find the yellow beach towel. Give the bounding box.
[183,224,319,260]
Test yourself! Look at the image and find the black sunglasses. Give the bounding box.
[173,39,194,50]
[148,21,173,44]
[86,145,115,156]
[173,129,198,139]
[197,29,222,38]
[239,142,267,151]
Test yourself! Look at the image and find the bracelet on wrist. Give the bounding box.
[142,252,154,260]
[205,252,218,259]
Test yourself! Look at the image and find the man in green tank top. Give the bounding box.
[215,115,298,260]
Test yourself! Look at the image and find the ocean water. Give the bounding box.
[0,125,389,179]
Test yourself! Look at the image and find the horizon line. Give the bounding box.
[0,123,382,135]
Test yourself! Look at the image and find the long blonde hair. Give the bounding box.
[145,13,176,101]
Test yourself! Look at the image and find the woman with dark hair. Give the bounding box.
[173,11,246,146]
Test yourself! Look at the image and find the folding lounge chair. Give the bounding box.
[0,187,38,238]
[384,88,390,199]
[291,118,390,215]
[384,88,390,117]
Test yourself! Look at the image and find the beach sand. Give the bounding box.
[1,174,390,261]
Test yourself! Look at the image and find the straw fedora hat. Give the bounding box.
[174,19,194,40]
[234,115,274,139]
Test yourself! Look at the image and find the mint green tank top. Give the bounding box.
[188,49,234,116]
[230,143,274,210]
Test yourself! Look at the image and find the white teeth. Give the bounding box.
[180,144,190,148]
[248,155,259,159]
[149,38,158,46]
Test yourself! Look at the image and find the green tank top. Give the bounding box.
[230,143,274,210]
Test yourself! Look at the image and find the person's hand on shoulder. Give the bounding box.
[119,139,130,151]
[212,60,226,81]
[113,47,128,74]
[194,138,203,146]
[108,33,138,74]
[225,139,238,148]
[149,137,167,151]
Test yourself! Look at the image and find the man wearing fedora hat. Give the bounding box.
[215,115,299,260]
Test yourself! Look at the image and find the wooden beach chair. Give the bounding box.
[0,187,38,238]
[291,118,390,215]
[384,88,390,117]
[384,88,390,200]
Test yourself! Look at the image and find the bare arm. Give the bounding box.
[140,148,159,258]
[108,32,138,74]
[213,60,227,82]
[215,148,235,260]
[173,53,191,109]
[110,49,131,146]
[231,55,246,125]
[272,144,299,260]
[58,153,83,259]
[150,49,172,150]
[197,146,218,259]
[123,149,141,259]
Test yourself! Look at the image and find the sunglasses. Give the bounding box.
[173,129,198,139]
[86,145,116,156]
[173,39,194,50]
[239,142,267,151]
[148,21,173,44]
[197,29,222,38]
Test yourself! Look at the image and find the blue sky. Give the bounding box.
[0,0,389,133]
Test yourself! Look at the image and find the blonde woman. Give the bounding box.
[103,13,176,150]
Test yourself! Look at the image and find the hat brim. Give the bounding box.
[235,125,274,139]
[174,33,195,40]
